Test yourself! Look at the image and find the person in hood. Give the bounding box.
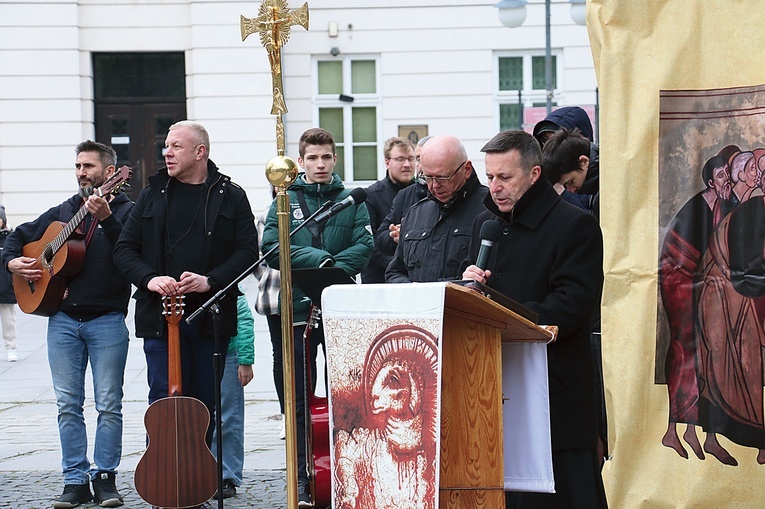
[533,106,599,217]
[462,130,607,509]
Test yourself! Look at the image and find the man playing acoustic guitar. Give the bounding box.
[3,140,134,508]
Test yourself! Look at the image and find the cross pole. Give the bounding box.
[241,2,309,508]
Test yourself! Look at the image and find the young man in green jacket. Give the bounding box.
[261,127,373,507]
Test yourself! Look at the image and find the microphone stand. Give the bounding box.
[185,199,334,508]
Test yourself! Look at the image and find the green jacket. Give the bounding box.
[262,173,373,323]
[228,293,255,365]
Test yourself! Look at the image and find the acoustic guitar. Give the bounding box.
[13,165,132,316]
[304,305,331,508]
[134,295,218,508]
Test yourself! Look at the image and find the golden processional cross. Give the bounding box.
[241,2,308,509]
[241,0,308,153]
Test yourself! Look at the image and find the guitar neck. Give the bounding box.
[48,205,90,258]
[167,319,182,397]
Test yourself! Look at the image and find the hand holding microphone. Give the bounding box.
[462,220,502,284]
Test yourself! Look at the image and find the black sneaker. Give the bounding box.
[214,479,237,499]
[297,482,313,508]
[91,471,124,507]
[53,483,92,508]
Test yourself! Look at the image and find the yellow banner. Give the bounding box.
[589,1,765,507]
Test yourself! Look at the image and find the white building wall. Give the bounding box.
[0,0,596,225]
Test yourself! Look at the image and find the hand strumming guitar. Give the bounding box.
[7,256,42,282]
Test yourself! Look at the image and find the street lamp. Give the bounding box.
[495,0,587,115]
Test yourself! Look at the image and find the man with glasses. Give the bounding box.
[362,137,416,283]
[385,135,487,283]
[375,136,431,258]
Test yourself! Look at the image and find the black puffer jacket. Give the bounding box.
[385,172,487,283]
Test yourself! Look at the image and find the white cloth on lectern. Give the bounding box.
[502,342,555,493]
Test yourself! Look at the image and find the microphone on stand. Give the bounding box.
[475,220,502,270]
[311,187,367,225]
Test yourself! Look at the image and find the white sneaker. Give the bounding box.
[7,349,17,362]
[279,415,286,440]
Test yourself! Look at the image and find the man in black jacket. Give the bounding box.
[385,135,487,283]
[462,130,606,509]
[113,121,258,459]
[361,136,415,283]
[4,140,133,508]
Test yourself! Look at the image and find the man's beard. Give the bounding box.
[716,183,731,200]
[78,183,95,199]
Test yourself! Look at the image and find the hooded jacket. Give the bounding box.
[3,192,133,316]
[261,173,373,323]
[533,106,600,214]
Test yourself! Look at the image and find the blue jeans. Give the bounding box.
[212,351,244,486]
[47,311,129,484]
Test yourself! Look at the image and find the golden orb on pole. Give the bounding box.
[265,154,298,188]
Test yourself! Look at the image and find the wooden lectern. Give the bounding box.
[439,282,554,508]
[322,281,554,509]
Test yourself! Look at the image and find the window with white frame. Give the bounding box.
[496,53,560,131]
[315,56,380,182]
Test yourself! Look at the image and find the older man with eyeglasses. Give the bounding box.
[385,134,488,283]
[362,136,416,283]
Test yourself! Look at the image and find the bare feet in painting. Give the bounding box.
[683,424,705,460]
[703,433,738,466]
[662,423,688,459]
[757,449,765,465]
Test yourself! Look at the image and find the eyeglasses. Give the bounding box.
[389,156,415,164]
[422,160,467,184]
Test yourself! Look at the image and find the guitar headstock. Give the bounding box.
[162,294,185,326]
[96,165,133,198]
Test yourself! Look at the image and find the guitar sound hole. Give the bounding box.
[42,246,53,266]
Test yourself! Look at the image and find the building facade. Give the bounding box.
[0,0,596,223]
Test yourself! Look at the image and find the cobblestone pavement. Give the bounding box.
[0,280,304,508]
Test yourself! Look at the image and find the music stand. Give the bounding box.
[292,267,356,309]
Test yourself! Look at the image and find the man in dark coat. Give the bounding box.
[462,130,606,509]
[362,136,414,283]
[385,135,487,283]
[113,121,259,458]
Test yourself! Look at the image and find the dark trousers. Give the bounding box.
[267,313,285,414]
[143,319,229,446]
[506,448,608,509]
[292,321,325,485]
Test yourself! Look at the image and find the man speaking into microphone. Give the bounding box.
[261,127,373,507]
[385,134,487,283]
[461,130,607,509]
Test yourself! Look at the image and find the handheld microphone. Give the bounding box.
[311,187,367,225]
[475,220,502,269]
